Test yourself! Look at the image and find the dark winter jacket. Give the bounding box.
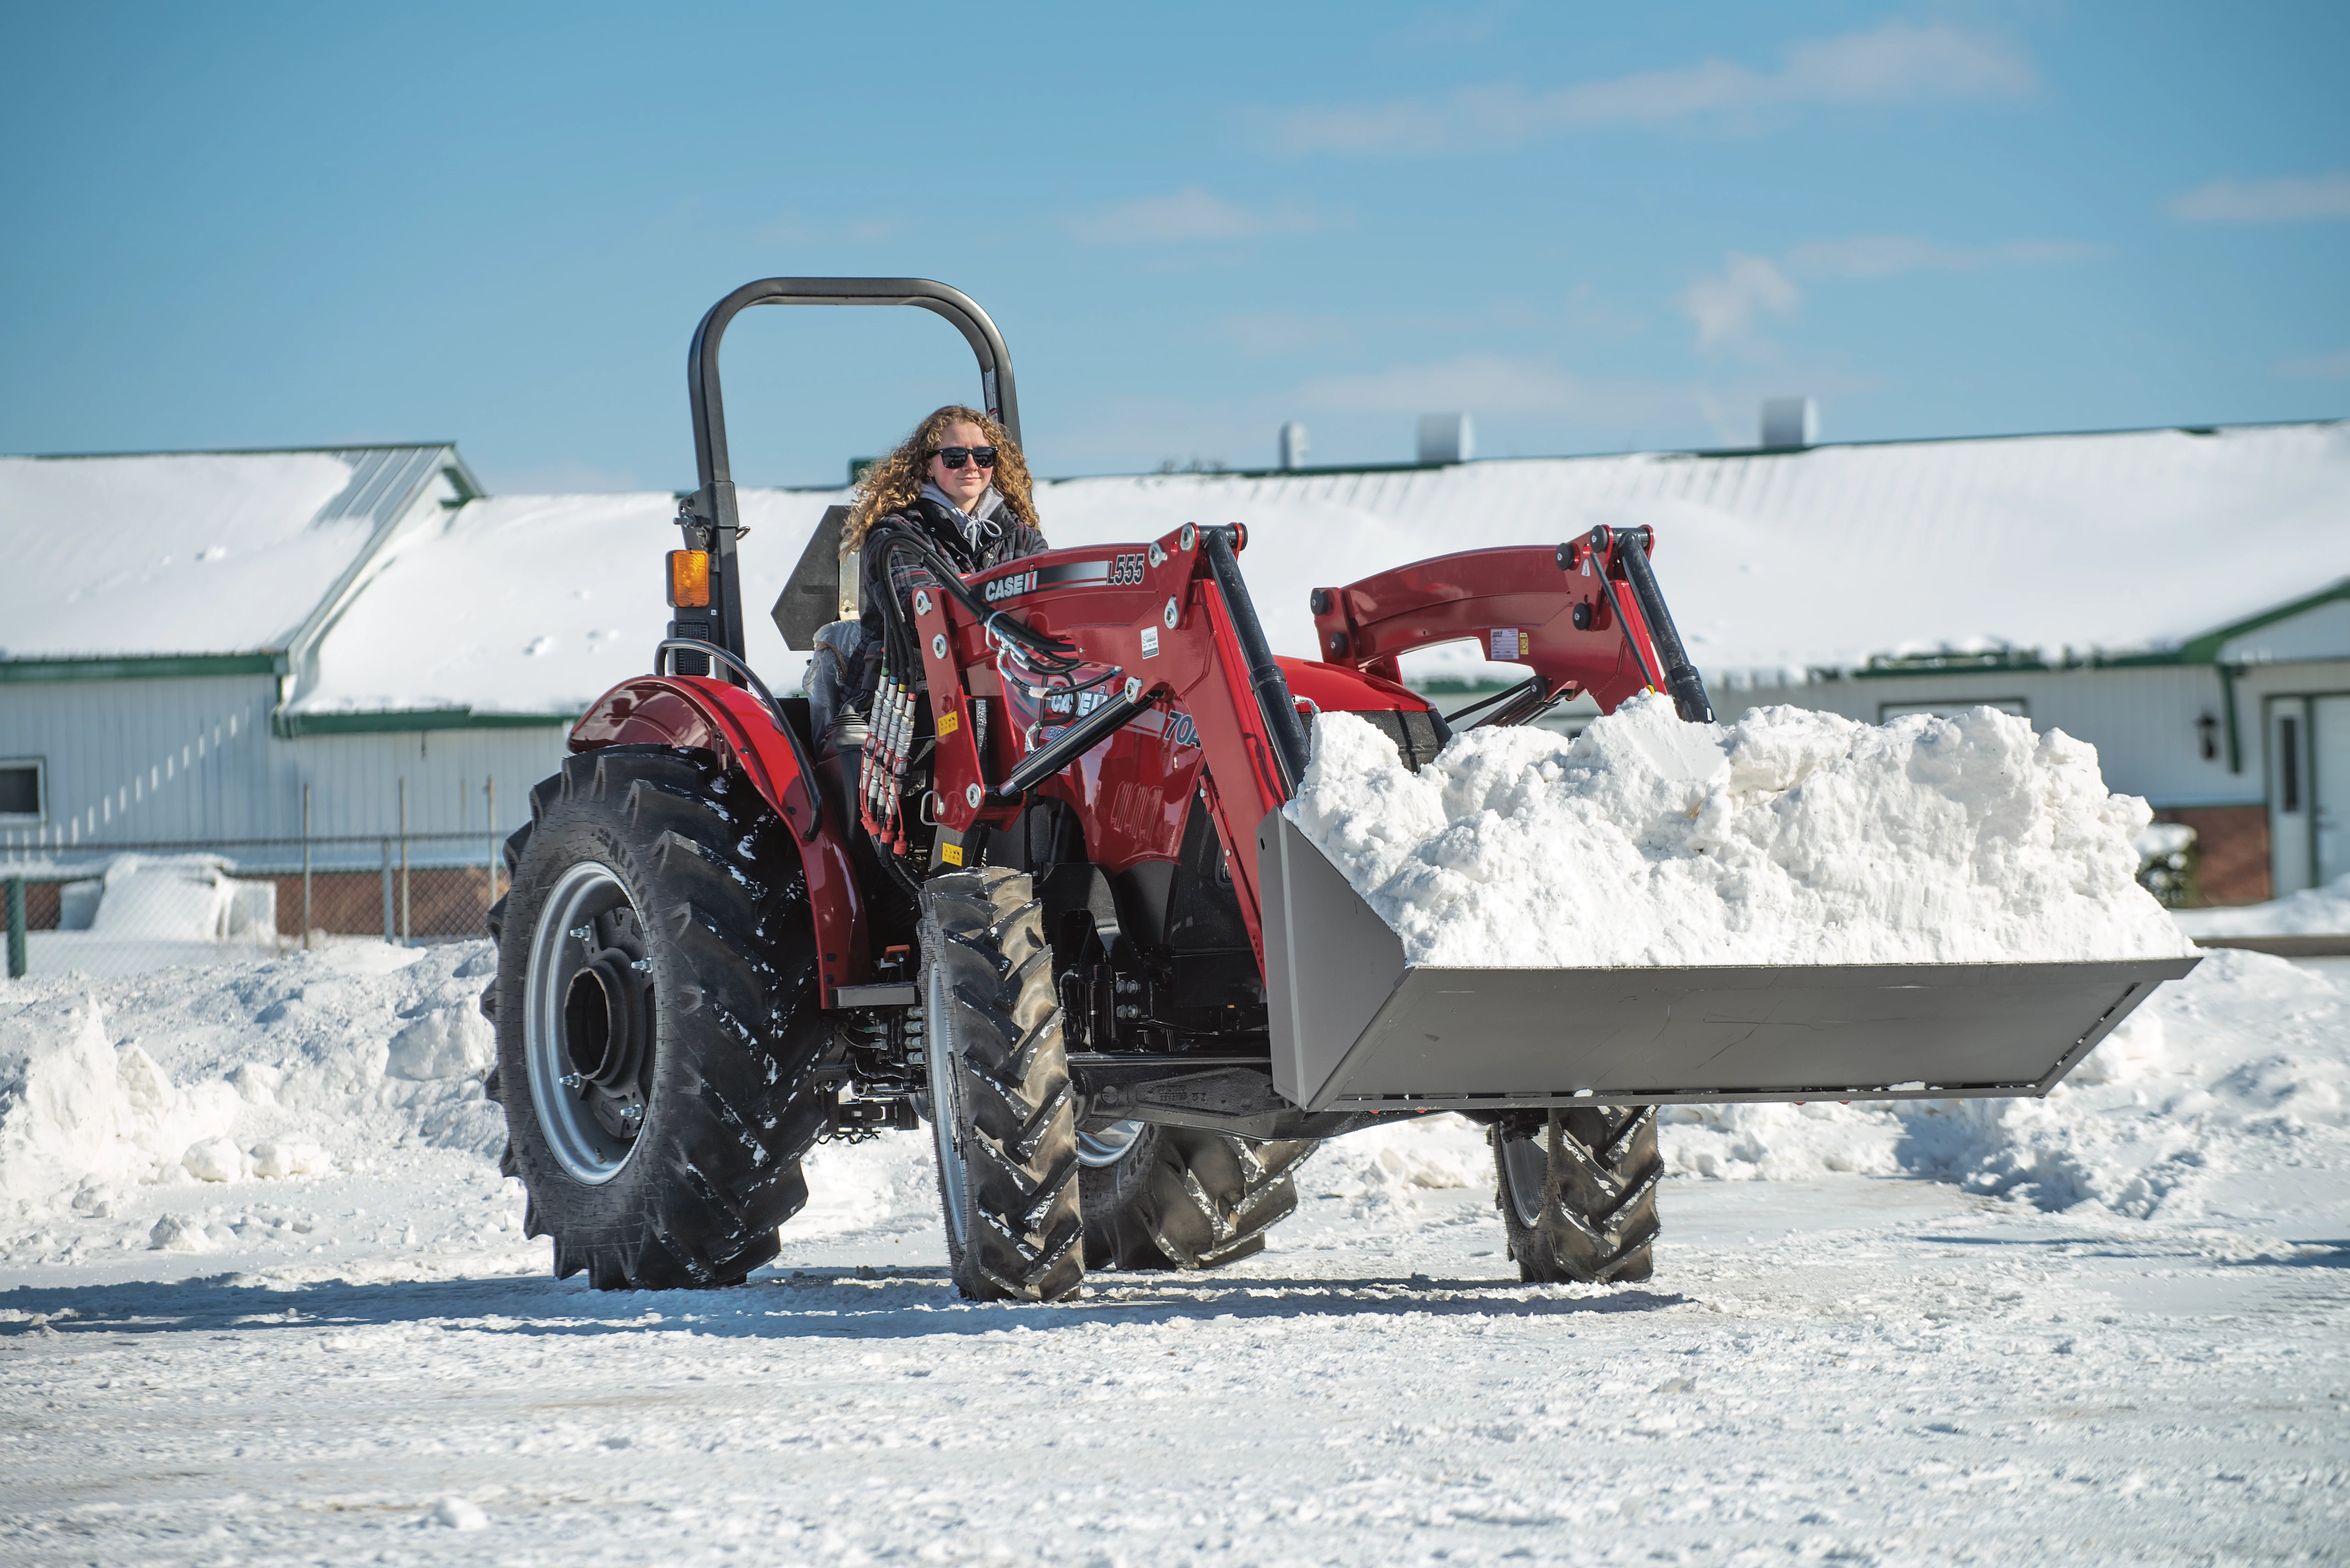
[836,491,1048,718]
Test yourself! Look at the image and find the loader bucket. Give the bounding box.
[1255,811,2199,1112]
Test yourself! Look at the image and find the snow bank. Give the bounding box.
[3,936,2339,1278]
[1288,694,2197,967]
[2175,873,2350,938]
[0,943,505,1267]
[1661,947,2350,1224]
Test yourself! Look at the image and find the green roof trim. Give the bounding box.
[273,706,580,738]
[2176,576,2350,664]
[1854,648,2053,680]
[0,652,284,684]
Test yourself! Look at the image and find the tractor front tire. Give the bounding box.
[1492,1107,1662,1284]
[919,868,1084,1302]
[488,745,831,1290]
[1081,1125,1318,1272]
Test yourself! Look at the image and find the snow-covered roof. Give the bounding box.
[287,488,822,720]
[1038,419,2350,681]
[267,418,2350,720]
[0,446,479,663]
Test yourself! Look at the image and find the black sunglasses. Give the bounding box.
[935,446,998,470]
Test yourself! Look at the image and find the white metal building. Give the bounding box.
[0,445,540,869]
[7,418,2345,910]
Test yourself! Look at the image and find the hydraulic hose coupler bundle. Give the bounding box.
[858,666,918,851]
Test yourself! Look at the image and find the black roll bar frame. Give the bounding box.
[677,278,1023,670]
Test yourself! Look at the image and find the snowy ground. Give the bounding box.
[3,945,2346,1564]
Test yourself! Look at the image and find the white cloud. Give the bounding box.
[1675,234,2093,350]
[2169,173,2350,224]
[1069,188,1323,245]
[1783,234,2098,279]
[1680,253,1801,350]
[2277,347,2350,381]
[1275,20,2033,152]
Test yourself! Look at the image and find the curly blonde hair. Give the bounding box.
[846,405,1041,549]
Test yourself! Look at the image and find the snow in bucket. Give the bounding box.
[1286,692,2199,968]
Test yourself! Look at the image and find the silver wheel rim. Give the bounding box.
[925,951,973,1247]
[526,860,645,1185]
[1500,1133,1548,1228]
[1075,1119,1146,1168]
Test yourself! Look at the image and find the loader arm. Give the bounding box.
[1309,527,1713,724]
[903,524,1684,968]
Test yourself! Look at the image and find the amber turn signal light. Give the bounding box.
[667,549,711,608]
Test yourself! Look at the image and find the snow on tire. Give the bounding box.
[486,745,831,1290]
[920,867,1084,1302]
[1492,1106,1661,1284]
[1081,1124,1317,1271]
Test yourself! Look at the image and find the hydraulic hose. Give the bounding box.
[1612,530,1715,725]
[1202,527,1312,793]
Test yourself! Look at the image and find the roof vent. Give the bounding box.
[1760,396,1817,450]
[1417,413,1475,464]
[1279,421,1309,471]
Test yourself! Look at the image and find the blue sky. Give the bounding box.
[2,2,2344,490]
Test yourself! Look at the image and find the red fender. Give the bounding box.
[571,675,867,1007]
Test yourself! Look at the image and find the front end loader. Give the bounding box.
[483,278,2196,1300]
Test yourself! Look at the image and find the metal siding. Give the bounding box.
[1715,664,2249,808]
[0,673,568,869]
[0,675,277,853]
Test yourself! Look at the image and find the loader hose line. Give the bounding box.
[862,523,1073,658]
[1201,527,1312,794]
[1613,532,1715,725]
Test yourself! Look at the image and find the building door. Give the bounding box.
[2318,695,2350,888]
[2270,698,2314,898]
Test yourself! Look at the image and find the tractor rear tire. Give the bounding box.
[1492,1106,1662,1284]
[1081,1124,1318,1271]
[487,745,831,1290]
[919,867,1084,1302]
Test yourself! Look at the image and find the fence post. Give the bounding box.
[301,782,313,952]
[485,776,498,909]
[398,776,411,946]
[380,837,395,945]
[5,877,24,981]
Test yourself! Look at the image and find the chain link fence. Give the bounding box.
[3,827,507,980]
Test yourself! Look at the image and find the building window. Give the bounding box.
[0,758,43,823]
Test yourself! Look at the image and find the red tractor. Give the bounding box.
[485,279,2193,1300]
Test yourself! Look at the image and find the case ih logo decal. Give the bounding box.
[982,558,1122,604]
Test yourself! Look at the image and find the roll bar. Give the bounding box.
[676,278,1022,666]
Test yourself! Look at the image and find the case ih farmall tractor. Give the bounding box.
[484,279,2191,1300]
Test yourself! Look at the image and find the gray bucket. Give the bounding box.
[1255,811,2199,1113]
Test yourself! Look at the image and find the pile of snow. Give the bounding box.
[66,853,278,942]
[2175,873,2350,939]
[2,936,2340,1280]
[0,943,506,1269]
[1660,947,2350,1226]
[1288,694,2199,967]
